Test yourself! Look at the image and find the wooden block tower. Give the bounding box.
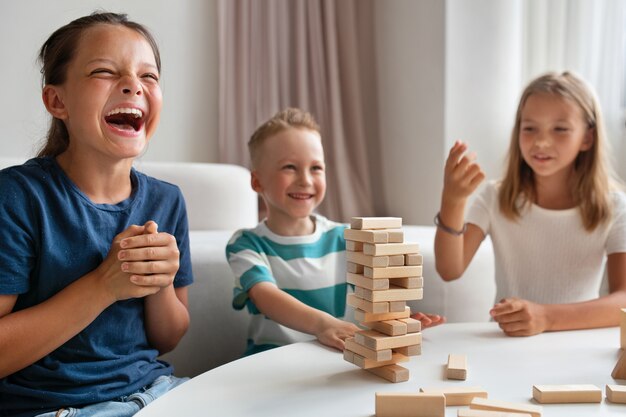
[343,217,423,382]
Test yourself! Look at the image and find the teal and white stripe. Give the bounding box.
[225,214,347,354]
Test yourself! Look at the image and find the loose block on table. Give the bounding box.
[532,384,601,404]
[469,397,542,417]
[420,386,487,406]
[375,392,445,417]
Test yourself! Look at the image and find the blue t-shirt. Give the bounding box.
[0,157,193,417]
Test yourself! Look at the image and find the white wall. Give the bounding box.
[374,0,446,226]
[374,0,523,225]
[445,0,523,183]
[0,0,219,162]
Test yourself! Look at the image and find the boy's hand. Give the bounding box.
[315,316,360,351]
[410,311,446,329]
[490,298,549,336]
[442,141,485,206]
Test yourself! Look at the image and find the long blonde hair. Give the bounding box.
[499,71,616,231]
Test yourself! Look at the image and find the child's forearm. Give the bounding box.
[249,282,336,337]
[0,272,115,378]
[144,286,190,354]
[434,200,467,280]
[544,291,626,331]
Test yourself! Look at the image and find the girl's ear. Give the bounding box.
[580,127,595,151]
[42,85,68,120]
[250,171,263,193]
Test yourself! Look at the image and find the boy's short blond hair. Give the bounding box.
[248,108,321,168]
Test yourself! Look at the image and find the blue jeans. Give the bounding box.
[35,375,188,417]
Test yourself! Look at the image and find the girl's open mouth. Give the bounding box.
[104,108,145,132]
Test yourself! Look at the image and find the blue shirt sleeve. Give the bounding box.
[171,190,193,288]
[0,169,37,294]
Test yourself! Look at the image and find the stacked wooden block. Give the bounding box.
[343,217,423,383]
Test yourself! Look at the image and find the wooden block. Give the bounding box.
[356,329,421,350]
[344,228,388,243]
[458,410,531,417]
[404,253,423,266]
[358,286,423,303]
[367,364,409,383]
[388,229,404,243]
[347,272,389,290]
[393,344,421,356]
[420,386,487,406]
[391,276,423,289]
[447,354,467,380]
[612,350,626,380]
[346,240,364,252]
[346,251,390,268]
[532,384,601,403]
[398,317,421,333]
[347,261,364,274]
[389,254,405,266]
[347,293,389,314]
[469,397,542,417]
[390,301,406,312]
[621,308,626,349]
[375,392,445,417]
[354,306,411,323]
[364,265,422,279]
[364,242,420,256]
[350,217,402,230]
[345,338,392,361]
[365,320,408,336]
[343,348,355,364]
[350,351,409,370]
[606,384,626,404]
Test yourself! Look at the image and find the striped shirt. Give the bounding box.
[226,214,347,355]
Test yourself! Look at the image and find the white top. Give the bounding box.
[467,181,626,304]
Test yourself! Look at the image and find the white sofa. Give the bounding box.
[0,157,496,377]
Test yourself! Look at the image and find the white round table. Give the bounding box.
[136,323,624,416]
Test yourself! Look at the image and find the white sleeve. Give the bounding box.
[466,181,497,236]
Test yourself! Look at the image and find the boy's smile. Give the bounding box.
[252,128,326,236]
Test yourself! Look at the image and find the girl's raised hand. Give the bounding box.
[442,141,485,206]
[490,297,549,336]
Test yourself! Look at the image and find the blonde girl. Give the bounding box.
[434,71,626,336]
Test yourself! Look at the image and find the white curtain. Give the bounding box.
[523,0,626,178]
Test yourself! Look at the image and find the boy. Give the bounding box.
[226,108,442,356]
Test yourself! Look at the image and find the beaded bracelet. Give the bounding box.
[434,212,467,236]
